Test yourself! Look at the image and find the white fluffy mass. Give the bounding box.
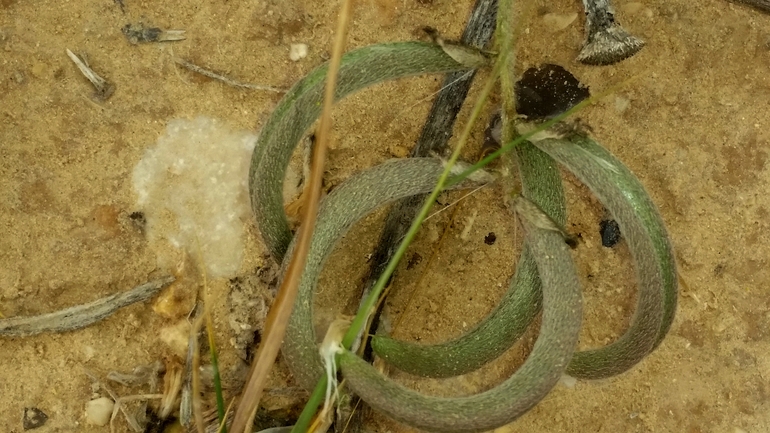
[132,117,257,279]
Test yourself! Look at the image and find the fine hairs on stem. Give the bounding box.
[242,1,675,431]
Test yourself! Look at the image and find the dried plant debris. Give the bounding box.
[88,361,178,433]
[482,111,502,158]
[179,303,202,430]
[174,58,285,93]
[515,64,590,120]
[0,277,174,337]
[66,49,115,101]
[84,370,144,432]
[423,26,490,68]
[578,0,645,65]
[22,407,48,430]
[107,360,164,389]
[227,262,279,360]
[122,23,186,44]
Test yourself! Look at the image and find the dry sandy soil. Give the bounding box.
[2,0,770,432]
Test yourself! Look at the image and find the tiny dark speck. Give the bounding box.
[129,211,146,232]
[406,252,423,270]
[23,407,48,430]
[484,232,496,245]
[599,219,621,247]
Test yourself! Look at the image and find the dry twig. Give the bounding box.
[229,1,355,431]
[174,58,285,93]
[66,49,115,101]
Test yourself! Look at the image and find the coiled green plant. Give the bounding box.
[248,27,676,433]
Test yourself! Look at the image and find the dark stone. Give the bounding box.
[599,219,622,247]
[22,407,48,430]
[484,232,497,245]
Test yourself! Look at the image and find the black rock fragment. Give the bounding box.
[23,407,48,430]
[599,219,621,247]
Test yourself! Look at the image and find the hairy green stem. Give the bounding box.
[338,196,583,432]
[249,42,475,261]
[286,159,490,433]
[250,38,675,433]
[370,139,564,377]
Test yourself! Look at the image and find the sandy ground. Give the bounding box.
[2,0,770,432]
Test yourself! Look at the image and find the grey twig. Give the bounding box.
[66,48,116,101]
[578,0,645,65]
[174,58,285,93]
[0,276,174,337]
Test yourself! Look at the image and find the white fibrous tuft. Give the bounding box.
[132,117,257,279]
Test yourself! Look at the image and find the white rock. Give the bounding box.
[85,397,114,426]
[289,43,308,61]
[614,95,631,113]
[560,374,577,388]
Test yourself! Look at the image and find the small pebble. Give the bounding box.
[559,375,577,388]
[542,12,578,32]
[85,397,114,426]
[614,95,631,113]
[289,43,308,61]
[23,407,48,430]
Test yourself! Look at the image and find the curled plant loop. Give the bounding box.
[371,128,678,380]
[279,158,492,390]
[249,42,477,261]
[250,40,677,431]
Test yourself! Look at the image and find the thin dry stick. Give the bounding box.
[228,1,355,432]
[174,58,285,93]
[0,277,174,337]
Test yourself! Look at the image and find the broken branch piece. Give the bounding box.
[66,48,115,101]
[174,58,285,93]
